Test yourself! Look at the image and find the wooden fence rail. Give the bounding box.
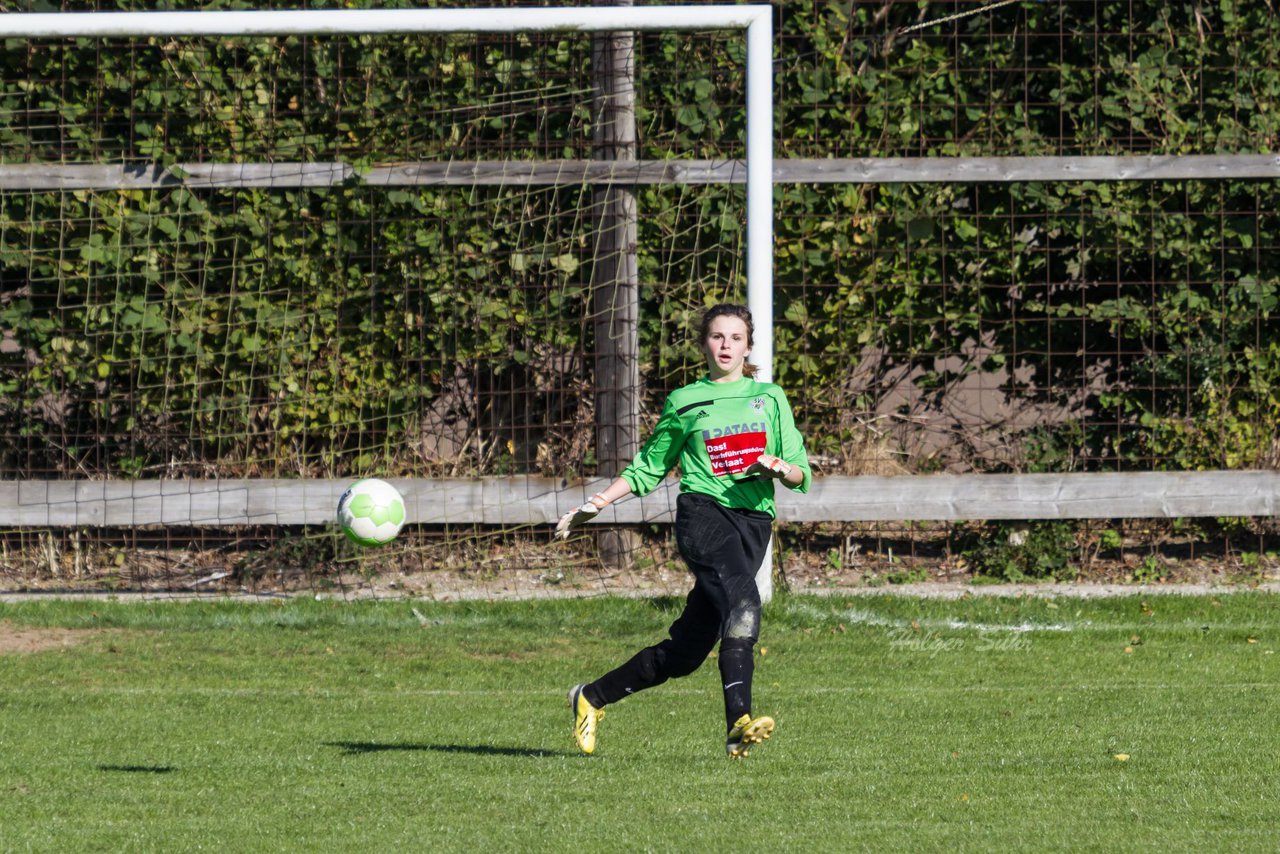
[4,155,1280,190]
[1,471,1276,527]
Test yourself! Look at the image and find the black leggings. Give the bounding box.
[586,493,773,728]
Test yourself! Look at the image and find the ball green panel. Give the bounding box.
[348,494,376,516]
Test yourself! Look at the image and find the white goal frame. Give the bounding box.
[0,6,783,596]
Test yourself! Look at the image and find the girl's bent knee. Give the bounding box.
[723,608,760,642]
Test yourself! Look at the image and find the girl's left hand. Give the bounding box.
[747,453,793,479]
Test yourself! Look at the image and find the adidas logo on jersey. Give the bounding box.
[694,410,711,420]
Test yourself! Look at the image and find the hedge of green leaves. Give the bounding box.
[0,1,1277,479]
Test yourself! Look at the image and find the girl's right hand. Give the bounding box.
[554,494,609,540]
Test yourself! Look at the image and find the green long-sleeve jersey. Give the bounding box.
[618,376,811,518]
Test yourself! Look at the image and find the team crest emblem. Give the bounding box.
[750,397,765,412]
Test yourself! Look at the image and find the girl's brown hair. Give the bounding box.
[698,303,758,378]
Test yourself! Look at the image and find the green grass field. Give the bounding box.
[1,592,1278,851]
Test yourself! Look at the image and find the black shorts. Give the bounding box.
[673,492,773,641]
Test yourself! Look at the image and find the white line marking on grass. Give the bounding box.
[781,601,1073,633]
[777,599,1273,634]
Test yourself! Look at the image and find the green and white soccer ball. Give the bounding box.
[336,478,406,547]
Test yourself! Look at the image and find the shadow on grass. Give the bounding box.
[325,741,571,758]
[97,764,174,774]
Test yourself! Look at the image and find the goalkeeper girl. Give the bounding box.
[555,303,811,758]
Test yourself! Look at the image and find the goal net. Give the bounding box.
[0,8,771,597]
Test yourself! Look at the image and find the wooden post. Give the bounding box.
[591,0,640,568]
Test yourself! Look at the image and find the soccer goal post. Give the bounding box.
[0,6,781,596]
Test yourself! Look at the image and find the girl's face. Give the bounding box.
[702,315,751,381]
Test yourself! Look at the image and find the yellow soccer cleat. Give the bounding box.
[726,713,774,758]
[568,683,605,755]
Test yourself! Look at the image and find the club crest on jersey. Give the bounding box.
[750,397,766,412]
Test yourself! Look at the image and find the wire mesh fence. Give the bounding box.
[0,1,1277,595]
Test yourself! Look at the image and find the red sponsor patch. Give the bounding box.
[703,431,767,477]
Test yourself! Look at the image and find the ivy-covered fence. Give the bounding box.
[1,0,1278,488]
